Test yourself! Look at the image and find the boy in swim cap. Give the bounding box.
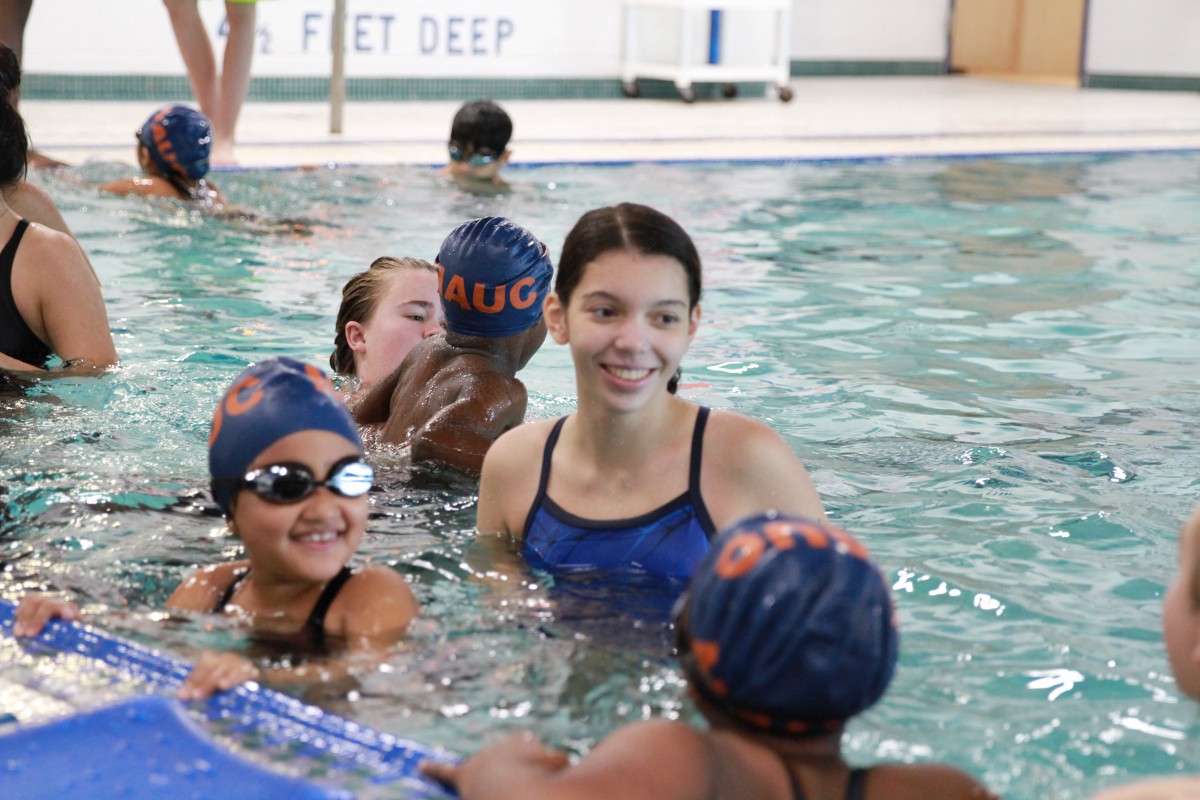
[15,357,417,699]
[1087,505,1200,800]
[101,104,228,207]
[354,216,550,475]
[423,513,999,800]
[442,100,513,188]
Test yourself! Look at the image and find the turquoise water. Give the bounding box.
[3,152,1200,798]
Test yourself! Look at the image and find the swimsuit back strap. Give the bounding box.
[212,567,250,613]
[521,416,569,538]
[1,219,30,264]
[687,406,717,538]
[303,565,356,640]
[845,767,869,800]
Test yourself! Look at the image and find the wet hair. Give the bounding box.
[556,203,702,393]
[0,45,29,189]
[449,100,512,156]
[330,256,438,376]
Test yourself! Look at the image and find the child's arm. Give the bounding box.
[11,593,81,637]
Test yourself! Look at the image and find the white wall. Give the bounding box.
[1086,0,1200,76]
[17,0,1200,81]
[790,0,949,60]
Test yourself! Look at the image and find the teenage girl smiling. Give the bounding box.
[476,203,826,580]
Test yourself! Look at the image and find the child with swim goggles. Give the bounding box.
[475,202,826,580]
[443,100,512,186]
[101,104,229,208]
[424,513,999,799]
[1087,505,1200,799]
[14,356,418,699]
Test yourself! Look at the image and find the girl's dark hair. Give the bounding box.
[330,256,438,375]
[0,45,29,188]
[556,203,702,393]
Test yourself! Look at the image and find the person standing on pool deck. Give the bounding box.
[353,216,551,475]
[330,256,445,408]
[1087,505,1200,800]
[0,47,116,376]
[162,0,258,165]
[423,513,999,800]
[475,203,826,580]
[15,357,418,699]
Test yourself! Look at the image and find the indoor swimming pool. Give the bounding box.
[2,151,1199,798]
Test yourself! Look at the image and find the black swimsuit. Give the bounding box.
[213,565,355,650]
[0,219,52,368]
[785,765,870,800]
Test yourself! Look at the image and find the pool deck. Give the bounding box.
[20,75,1200,169]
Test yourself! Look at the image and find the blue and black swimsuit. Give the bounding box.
[521,407,717,580]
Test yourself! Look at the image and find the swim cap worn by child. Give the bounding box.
[208,357,362,514]
[136,105,212,181]
[677,513,899,736]
[435,217,553,338]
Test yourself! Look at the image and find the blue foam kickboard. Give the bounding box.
[0,599,459,799]
[1,694,349,799]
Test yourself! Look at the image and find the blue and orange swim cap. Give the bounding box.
[677,513,899,736]
[137,105,212,181]
[435,217,553,338]
[208,357,362,514]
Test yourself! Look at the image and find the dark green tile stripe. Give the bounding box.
[789,60,944,77]
[1085,73,1200,92]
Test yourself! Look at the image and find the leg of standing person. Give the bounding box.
[213,0,256,165]
[162,0,219,121]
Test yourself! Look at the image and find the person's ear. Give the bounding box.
[687,303,701,340]
[544,292,569,344]
[345,320,367,354]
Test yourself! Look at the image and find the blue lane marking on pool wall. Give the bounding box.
[0,599,459,799]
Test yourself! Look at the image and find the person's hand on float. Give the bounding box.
[178,649,261,701]
[12,593,80,637]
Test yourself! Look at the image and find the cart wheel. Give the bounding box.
[777,85,794,103]
[721,83,738,99]
[621,81,641,99]
[679,86,697,103]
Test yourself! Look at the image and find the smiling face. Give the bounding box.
[229,429,368,588]
[545,248,700,414]
[1163,506,1200,701]
[347,266,443,390]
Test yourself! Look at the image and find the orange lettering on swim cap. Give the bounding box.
[443,274,471,311]
[303,363,335,395]
[509,276,537,309]
[715,532,765,579]
[692,639,720,674]
[208,403,223,446]
[472,282,506,314]
[763,520,801,550]
[224,375,263,416]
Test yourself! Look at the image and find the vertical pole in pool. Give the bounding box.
[330,0,347,134]
[708,9,722,64]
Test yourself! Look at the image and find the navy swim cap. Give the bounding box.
[137,105,212,181]
[678,513,899,736]
[435,217,553,338]
[208,357,362,514]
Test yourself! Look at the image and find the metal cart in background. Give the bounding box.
[620,0,794,102]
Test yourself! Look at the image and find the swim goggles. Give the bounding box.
[215,456,374,505]
[447,142,498,167]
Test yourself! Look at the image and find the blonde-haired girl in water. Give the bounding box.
[331,256,444,407]
[16,357,418,699]
[476,203,826,580]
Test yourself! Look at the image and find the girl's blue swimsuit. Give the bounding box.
[521,407,717,579]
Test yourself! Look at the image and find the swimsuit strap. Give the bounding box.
[844,767,869,800]
[302,565,356,642]
[522,416,569,538]
[213,566,250,613]
[1,219,30,263]
[686,406,717,539]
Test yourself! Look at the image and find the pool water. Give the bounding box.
[3,152,1200,799]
